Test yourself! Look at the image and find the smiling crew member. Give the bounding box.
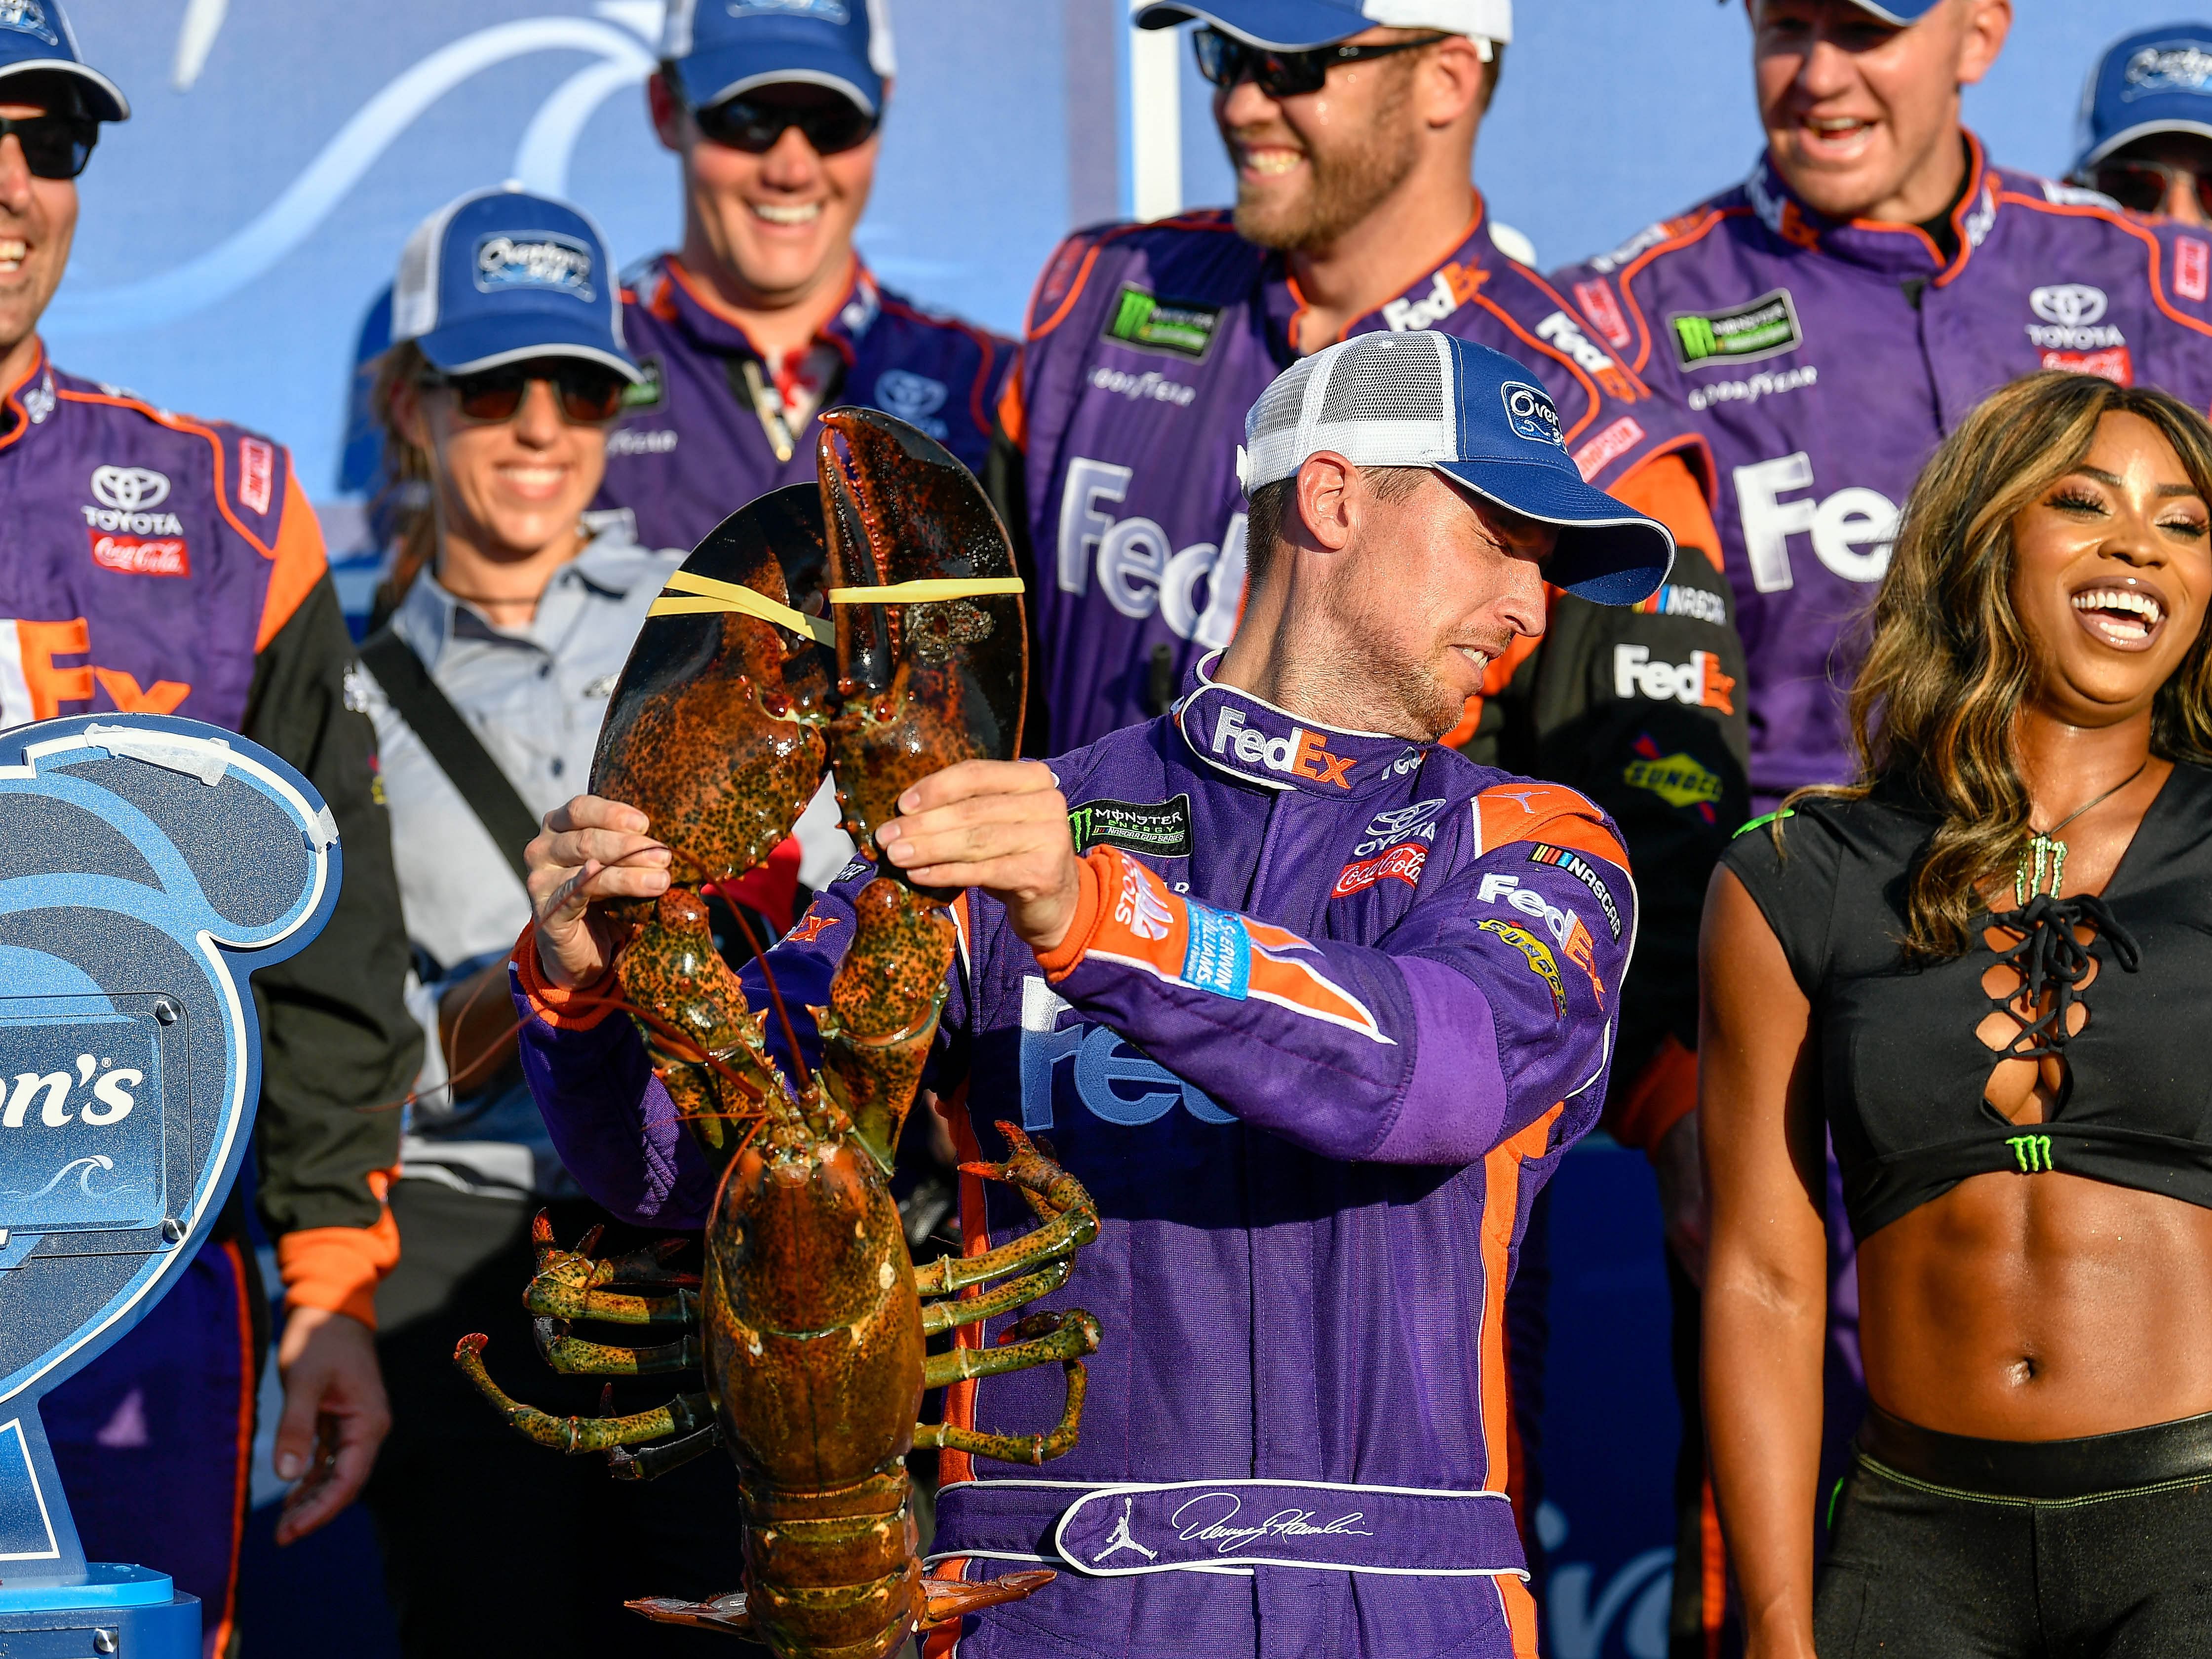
[2070,24,2212,230]
[513,332,1667,1658]
[1550,0,2212,1643]
[0,5,419,1652]
[602,0,1012,552]
[1008,0,1746,1558]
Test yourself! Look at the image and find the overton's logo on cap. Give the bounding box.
[474,233,597,301]
[2124,42,2212,97]
[0,0,58,45]
[1500,380,1564,448]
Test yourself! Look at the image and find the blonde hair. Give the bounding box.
[368,339,438,624]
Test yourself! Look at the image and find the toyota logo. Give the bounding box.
[2029,284,2108,328]
[89,466,173,512]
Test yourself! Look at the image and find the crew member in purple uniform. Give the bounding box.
[512,333,1669,1658]
[597,0,1013,554]
[0,7,419,1653]
[1550,1,2212,1643]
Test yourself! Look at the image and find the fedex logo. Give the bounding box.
[1477,875,1605,1005]
[1211,703,1355,788]
[1733,453,1898,593]
[1383,262,1485,332]
[1019,978,1232,1131]
[1613,645,1736,714]
[1536,310,1615,375]
[1056,458,1245,644]
[0,617,190,728]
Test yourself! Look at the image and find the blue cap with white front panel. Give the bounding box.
[660,0,896,116]
[0,0,126,122]
[389,184,642,383]
[2074,25,2212,174]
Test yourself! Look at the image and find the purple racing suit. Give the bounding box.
[596,255,1015,552]
[1551,136,2212,808]
[998,200,1714,753]
[511,663,1640,1658]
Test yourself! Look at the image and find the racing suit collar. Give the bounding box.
[1173,652,1425,799]
[1259,194,1495,355]
[655,252,882,368]
[0,341,56,451]
[1746,130,1999,285]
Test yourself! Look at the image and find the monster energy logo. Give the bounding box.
[1068,795,1193,858]
[1669,289,1804,368]
[1101,286,1223,360]
[2007,1134,2055,1173]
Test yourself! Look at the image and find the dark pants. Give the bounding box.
[44,1238,255,1659]
[1817,1410,2212,1657]
[363,1181,751,1658]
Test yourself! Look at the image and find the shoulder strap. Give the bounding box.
[359,628,541,886]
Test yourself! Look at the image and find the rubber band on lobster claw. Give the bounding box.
[462,415,1095,1659]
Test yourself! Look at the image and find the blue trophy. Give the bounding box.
[0,713,345,1657]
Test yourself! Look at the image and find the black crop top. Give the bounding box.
[1721,763,2212,1239]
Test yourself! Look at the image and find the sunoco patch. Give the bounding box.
[1528,843,1623,940]
[1101,286,1222,360]
[1069,794,1194,857]
[1669,289,1803,369]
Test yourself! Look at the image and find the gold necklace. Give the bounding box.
[2013,759,2149,905]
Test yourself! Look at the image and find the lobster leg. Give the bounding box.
[454,1334,715,1454]
[915,1312,1099,1466]
[608,1423,725,1482]
[918,1571,1058,1629]
[919,1258,1071,1335]
[524,1276,699,1326]
[912,1123,1099,1297]
[534,1317,703,1375]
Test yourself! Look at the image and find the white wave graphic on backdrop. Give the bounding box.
[52,5,662,334]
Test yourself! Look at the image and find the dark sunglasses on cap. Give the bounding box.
[2088,157,2212,220]
[0,114,98,181]
[690,92,880,157]
[1192,27,1449,100]
[421,359,630,425]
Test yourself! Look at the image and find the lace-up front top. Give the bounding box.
[1723,766,2212,1238]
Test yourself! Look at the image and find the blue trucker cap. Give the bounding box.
[389,185,642,383]
[1709,0,1942,20]
[0,0,126,123]
[1238,332,1674,606]
[1133,0,1509,51]
[2074,26,2212,174]
[660,0,896,116]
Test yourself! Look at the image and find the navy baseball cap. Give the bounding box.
[2074,26,2212,174]
[1239,332,1674,606]
[1133,0,1508,51]
[389,185,642,383]
[0,0,126,123]
[660,0,896,116]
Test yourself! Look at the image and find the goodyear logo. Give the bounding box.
[1478,918,1565,1018]
[1102,285,1223,361]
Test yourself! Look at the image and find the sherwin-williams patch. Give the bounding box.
[1669,289,1803,368]
[1069,794,1193,857]
[1101,286,1223,360]
[1181,900,1251,999]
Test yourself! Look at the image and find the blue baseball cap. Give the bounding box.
[0,0,126,123]
[2073,26,2212,174]
[1710,0,1942,21]
[660,0,896,116]
[389,185,642,384]
[1133,0,1508,51]
[1239,332,1673,606]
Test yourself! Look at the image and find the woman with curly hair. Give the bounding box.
[1702,369,2212,1657]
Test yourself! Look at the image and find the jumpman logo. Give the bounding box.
[1091,1497,1158,1564]
[1490,788,1543,814]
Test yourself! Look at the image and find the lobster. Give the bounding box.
[454,409,1102,1658]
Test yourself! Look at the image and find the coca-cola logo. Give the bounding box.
[88,532,191,578]
[1331,842,1427,898]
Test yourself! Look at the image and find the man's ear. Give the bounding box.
[648,68,687,154]
[1955,0,2011,88]
[1417,35,1489,129]
[1293,452,1357,553]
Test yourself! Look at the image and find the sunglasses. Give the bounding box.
[0,114,97,181]
[690,93,880,156]
[423,360,629,425]
[2088,157,2212,220]
[1192,27,1449,100]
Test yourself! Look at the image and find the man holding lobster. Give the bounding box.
[514,332,1656,1657]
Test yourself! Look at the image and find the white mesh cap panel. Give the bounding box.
[1364,0,1512,42]
[865,0,896,74]
[389,187,497,345]
[1241,331,1458,492]
[661,0,697,58]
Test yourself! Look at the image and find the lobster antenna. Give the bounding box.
[724,902,812,1095]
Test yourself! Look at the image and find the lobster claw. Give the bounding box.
[590,484,839,887]
[816,407,1026,849]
